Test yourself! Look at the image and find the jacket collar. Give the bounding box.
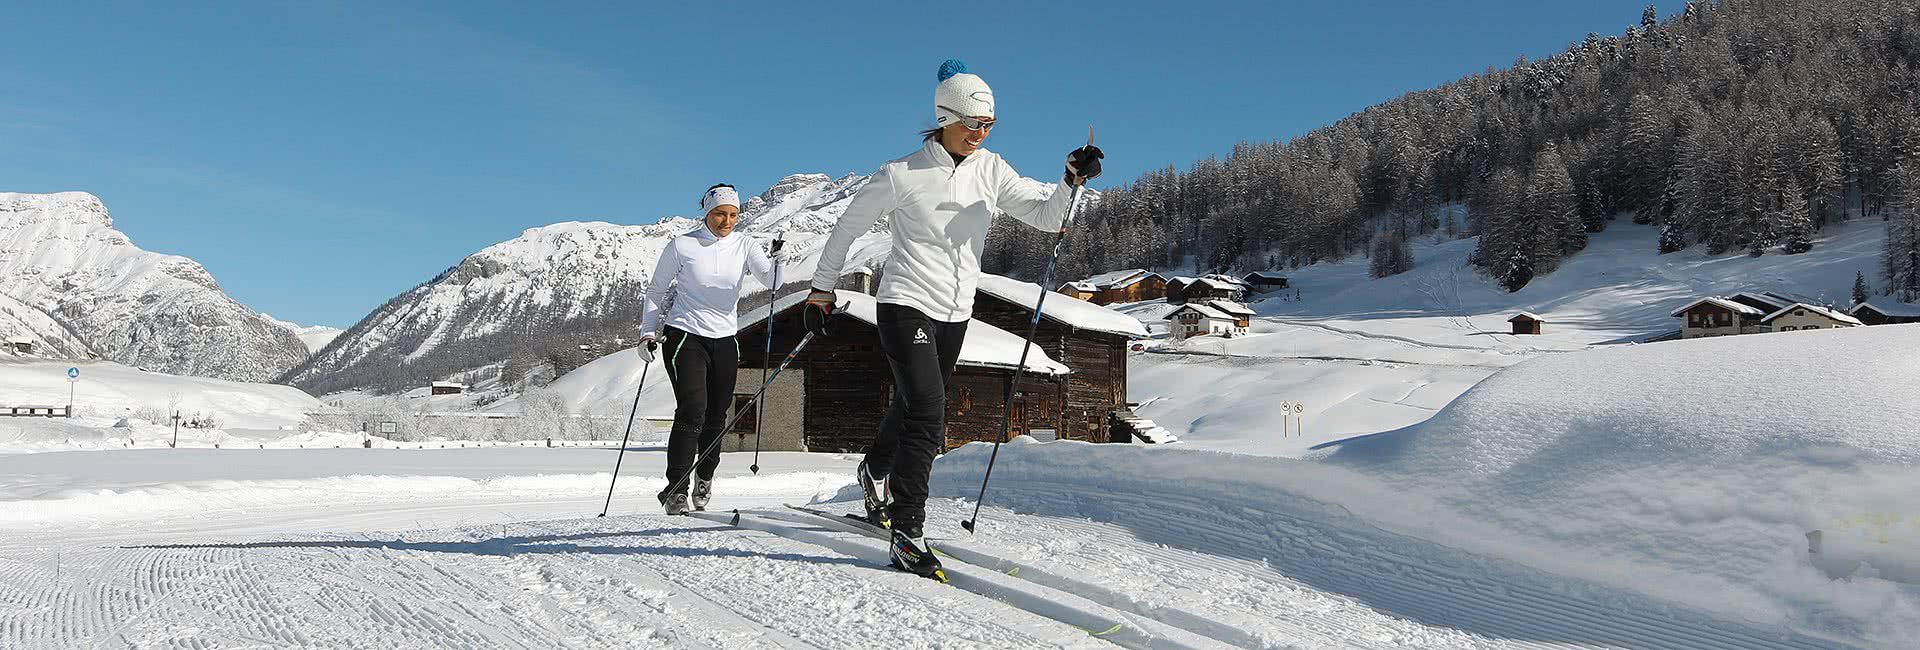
[921,138,985,171]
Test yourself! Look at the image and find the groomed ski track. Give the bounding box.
[1,495,1867,649]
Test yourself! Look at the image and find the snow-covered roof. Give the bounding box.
[1509,311,1543,322]
[1203,300,1254,317]
[1729,292,1792,311]
[1164,303,1237,321]
[976,275,1151,339]
[1761,303,1863,326]
[1670,297,1763,317]
[1244,271,1288,281]
[1059,281,1098,293]
[740,290,1070,375]
[4,336,33,344]
[1853,301,1920,318]
[1080,269,1149,288]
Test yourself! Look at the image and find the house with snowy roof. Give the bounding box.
[1166,275,1247,305]
[1065,269,1167,305]
[1508,312,1544,335]
[1241,271,1290,293]
[1056,281,1099,302]
[1760,303,1861,332]
[734,290,1071,453]
[1850,301,1920,325]
[1165,299,1254,340]
[974,274,1150,443]
[1672,297,1770,339]
[4,336,34,355]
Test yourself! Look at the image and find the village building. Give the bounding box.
[4,336,34,355]
[1056,281,1099,302]
[1067,269,1167,305]
[1761,303,1862,332]
[1165,299,1253,340]
[1241,272,1290,293]
[972,274,1148,443]
[429,381,467,395]
[1850,301,1920,325]
[733,290,1071,454]
[1508,312,1544,335]
[1166,276,1247,304]
[1671,297,1768,339]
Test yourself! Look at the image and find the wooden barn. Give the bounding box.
[429,381,466,395]
[1072,269,1167,305]
[1850,301,1920,325]
[1056,281,1099,302]
[734,291,1070,453]
[1166,276,1247,304]
[1508,312,1544,335]
[1671,297,1766,339]
[1242,272,1290,293]
[973,275,1149,443]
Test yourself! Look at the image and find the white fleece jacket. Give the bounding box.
[640,226,777,339]
[811,140,1078,322]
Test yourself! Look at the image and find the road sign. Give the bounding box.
[67,367,79,379]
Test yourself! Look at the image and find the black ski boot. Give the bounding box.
[888,523,946,582]
[857,460,890,529]
[691,476,713,511]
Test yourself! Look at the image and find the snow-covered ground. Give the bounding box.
[2,218,1909,648]
[0,360,322,454]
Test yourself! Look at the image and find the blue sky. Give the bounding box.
[1,1,1661,328]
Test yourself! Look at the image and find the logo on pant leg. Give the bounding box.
[914,328,930,345]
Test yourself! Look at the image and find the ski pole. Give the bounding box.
[598,342,656,517]
[963,132,1093,533]
[664,329,817,502]
[751,235,786,474]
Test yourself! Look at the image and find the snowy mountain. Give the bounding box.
[281,172,899,395]
[260,313,344,353]
[0,192,308,382]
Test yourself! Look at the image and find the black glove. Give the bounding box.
[1064,145,1104,186]
[803,289,836,336]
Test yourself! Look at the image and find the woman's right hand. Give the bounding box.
[804,290,837,335]
[638,335,658,363]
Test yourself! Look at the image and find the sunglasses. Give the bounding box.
[940,107,995,132]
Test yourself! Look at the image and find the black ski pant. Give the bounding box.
[660,326,739,500]
[866,303,968,531]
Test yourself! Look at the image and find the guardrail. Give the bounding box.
[1,405,70,418]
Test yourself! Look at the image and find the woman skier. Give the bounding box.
[805,59,1104,579]
[639,183,780,515]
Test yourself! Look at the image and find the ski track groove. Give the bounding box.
[948,480,1861,650]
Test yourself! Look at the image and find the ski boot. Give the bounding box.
[857,459,890,529]
[691,476,713,511]
[661,492,691,516]
[888,524,947,583]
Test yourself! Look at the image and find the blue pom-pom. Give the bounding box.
[938,59,968,82]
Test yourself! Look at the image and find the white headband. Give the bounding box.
[700,185,740,215]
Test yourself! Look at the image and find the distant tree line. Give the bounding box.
[986,0,1920,297]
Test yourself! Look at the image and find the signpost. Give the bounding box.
[66,367,78,417]
[1280,401,1307,437]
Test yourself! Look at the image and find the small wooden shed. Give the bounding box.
[1508,312,1544,335]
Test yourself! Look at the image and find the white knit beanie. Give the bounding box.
[933,59,994,127]
[700,185,740,215]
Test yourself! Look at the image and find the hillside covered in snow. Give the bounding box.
[282,172,918,396]
[0,192,308,382]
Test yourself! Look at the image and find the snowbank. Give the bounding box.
[935,324,1920,648]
